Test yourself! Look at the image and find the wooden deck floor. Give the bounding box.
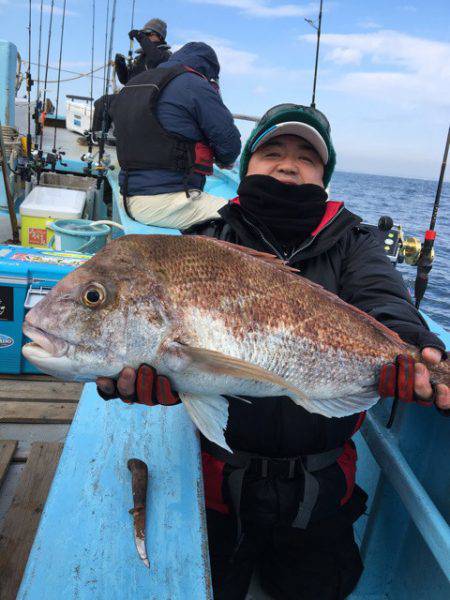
[0,375,82,600]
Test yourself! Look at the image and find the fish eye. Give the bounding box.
[81,283,107,308]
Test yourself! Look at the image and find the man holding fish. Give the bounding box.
[24,104,449,600]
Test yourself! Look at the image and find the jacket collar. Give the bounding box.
[224,197,360,262]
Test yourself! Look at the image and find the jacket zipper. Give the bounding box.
[286,206,345,263]
[240,206,344,264]
[240,213,285,260]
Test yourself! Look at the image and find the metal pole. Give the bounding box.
[311,0,323,108]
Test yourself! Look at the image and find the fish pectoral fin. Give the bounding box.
[179,393,231,452]
[168,343,308,403]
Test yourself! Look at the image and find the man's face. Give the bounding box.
[146,32,162,43]
[247,134,325,187]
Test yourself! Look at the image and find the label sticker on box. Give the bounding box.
[28,228,48,246]
[0,334,14,348]
[0,286,13,321]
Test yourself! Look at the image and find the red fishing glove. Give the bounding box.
[97,365,181,407]
[378,355,425,404]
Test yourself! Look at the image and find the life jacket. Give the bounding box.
[109,64,214,177]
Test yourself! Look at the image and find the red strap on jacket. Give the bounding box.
[194,142,214,175]
[202,452,229,514]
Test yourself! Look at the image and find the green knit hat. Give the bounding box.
[239,103,336,188]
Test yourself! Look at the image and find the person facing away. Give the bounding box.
[114,18,172,85]
[97,104,450,600]
[110,42,241,231]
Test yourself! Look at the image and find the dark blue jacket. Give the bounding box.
[119,43,241,196]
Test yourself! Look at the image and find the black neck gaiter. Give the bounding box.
[237,175,328,248]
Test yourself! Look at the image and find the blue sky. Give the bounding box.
[0,0,449,179]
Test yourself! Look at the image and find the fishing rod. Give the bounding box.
[80,0,97,172]
[50,0,68,170]
[33,0,44,147]
[26,0,33,159]
[127,0,136,69]
[305,0,323,108]
[414,126,450,310]
[87,0,96,157]
[96,0,111,169]
[95,0,117,188]
[38,0,55,153]
[0,116,19,243]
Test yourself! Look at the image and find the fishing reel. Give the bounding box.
[364,216,428,267]
[45,148,68,171]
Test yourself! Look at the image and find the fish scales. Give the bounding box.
[21,234,449,450]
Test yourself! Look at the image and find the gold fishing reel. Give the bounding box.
[397,227,433,266]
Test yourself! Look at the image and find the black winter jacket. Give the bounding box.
[184,199,445,526]
[115,34,171,85]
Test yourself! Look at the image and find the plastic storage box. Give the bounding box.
[20,185,86,248]
[0,245,91,374]
[66,97,92,135]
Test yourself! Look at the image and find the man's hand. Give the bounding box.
[416,348,450,411]
[128,29,140,40]
[96,365,181,406]
[379,348,450,414]
[215,162,234,170]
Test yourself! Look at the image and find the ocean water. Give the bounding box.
[331,171,449,331]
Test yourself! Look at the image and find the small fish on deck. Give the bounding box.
[22,235,450,450]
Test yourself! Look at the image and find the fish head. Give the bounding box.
[22,237,170,381]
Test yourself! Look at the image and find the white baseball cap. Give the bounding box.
[250,121,329,165]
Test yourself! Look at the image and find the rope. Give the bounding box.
[21,60,108,84]
[0,125,21,161]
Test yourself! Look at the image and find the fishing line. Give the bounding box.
[52,0,68,153]
[88,0,96,154]
[39,0,55,151]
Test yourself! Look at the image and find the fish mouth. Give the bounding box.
[22,323,70,358]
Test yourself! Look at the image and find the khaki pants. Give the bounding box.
[126,189,228,230]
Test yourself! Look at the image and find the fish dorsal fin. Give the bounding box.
[190,236,299,275]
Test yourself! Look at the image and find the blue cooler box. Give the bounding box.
[0,245,91,374]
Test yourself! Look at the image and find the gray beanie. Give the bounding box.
[142,18,167,40]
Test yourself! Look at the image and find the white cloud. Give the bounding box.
[326,47,362,65]
[358,19,381,30]
[31,2,78,17]
[188,0,317,18]
[300,30,450,109]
